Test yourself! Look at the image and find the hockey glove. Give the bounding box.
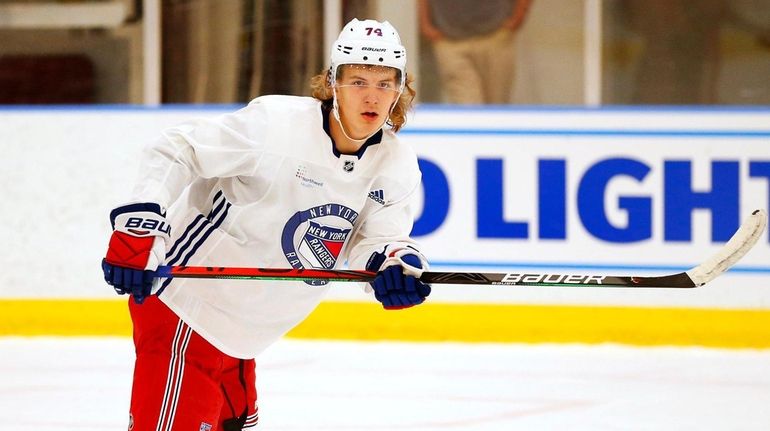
[366,245,431,310]
[102,203,170,304]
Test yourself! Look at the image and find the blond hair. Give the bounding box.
[310,66,416,133]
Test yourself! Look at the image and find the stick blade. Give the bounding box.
[686,209,767,286]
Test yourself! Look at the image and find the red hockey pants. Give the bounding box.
[127,296,258,431]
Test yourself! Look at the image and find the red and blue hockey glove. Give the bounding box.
[102,203,170,304]
[366,245,431,310]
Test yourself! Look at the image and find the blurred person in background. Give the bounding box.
[622,0,727,104]
[419,0,532,104]
[101,18,430,430]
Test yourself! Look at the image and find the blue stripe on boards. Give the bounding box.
[400,129,770,138]
[414,103,770,113]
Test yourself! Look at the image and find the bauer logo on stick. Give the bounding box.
[500,273,607,285]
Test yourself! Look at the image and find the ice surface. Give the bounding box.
[1,337,769,430]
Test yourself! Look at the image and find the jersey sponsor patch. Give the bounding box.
[295,165,324,188]
[281,203,359,286]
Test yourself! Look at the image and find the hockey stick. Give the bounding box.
[156,209,767,288]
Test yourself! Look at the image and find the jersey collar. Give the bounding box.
[322,104,383,159]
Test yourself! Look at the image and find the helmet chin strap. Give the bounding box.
[331,85,401,145]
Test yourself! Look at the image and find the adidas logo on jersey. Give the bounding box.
[368,189,385,205]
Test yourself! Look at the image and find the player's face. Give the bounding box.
[335,65,401,139]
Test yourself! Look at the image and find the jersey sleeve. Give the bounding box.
[129,100,270,208]
[345,157,425,279]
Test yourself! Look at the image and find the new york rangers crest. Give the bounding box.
[281,203,359,285]
[300,220,349,269]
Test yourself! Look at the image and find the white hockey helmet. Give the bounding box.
[330,18,407,90]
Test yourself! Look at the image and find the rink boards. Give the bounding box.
[1,105,768,347]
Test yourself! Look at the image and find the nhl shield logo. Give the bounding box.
[343,160,355,172]
[299,220,351,269]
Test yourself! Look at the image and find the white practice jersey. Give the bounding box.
[129,95,423,359]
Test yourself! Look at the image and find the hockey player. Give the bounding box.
[101,18,430,431]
